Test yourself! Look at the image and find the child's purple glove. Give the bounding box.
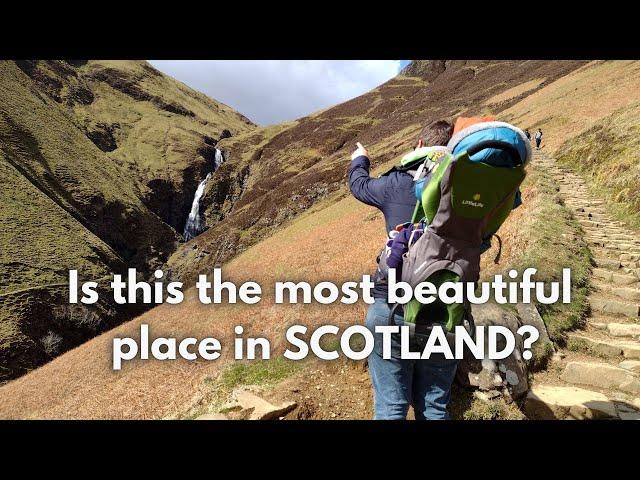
[387,223,424,270]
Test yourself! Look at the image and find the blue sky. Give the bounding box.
[150,60,411,125]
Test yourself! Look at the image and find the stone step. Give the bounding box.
[591,243,640,253]
[611,287,640,302]
[616,402,640,420]
[568,194,601,199]
[619,360,640,373]
[589,234,633,243]
[580,221,619,230]
[586,234,640,244]
[570,329,640,359]
[580,328,640,358]
[592,268,639,286]
[591,281,640,303]
[567,333,625,358]
[617,244,640,253]
[573,204,606,211]
[622,267,640,277]
[591,250,640,267]
[606,323,640,339]
[608,235,639,243]
[593,257,622,271]
[587,240,637,251]
[561,361,640,395]
[572,206,605,212]
[620,253,640,263]
[524,384,618,419]
[579,214,608,220]
[589,295,640,318]
[590,313,638,325]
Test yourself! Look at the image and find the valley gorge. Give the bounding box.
[0,60,254,382]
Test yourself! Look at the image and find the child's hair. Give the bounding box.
[417,120,454,146]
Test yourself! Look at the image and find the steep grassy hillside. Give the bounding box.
[167,60,586,283]
[0,60,254,381]
[14,60,254,231]
[501,60,640,153]
[500,60,640,228]
[556,102,640,229]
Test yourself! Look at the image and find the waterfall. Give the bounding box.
[214,148,224,169]
[183,148,225,241]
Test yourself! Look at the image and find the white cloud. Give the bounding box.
[148,60,403,125]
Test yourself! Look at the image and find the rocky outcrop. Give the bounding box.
[84,122,119,152]
[525,385,618,419]
[456,303,529,400]
[196,388,297,420]
[401,60,449,80]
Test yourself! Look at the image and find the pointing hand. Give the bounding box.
[351,142,368,160]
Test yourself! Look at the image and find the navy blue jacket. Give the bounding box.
[349,155,416,299]
[348,155,416,234]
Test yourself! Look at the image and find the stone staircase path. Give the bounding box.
[524,152,640,420]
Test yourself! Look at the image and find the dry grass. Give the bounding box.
[501,60,640,152]
[556,101,640,229]
[0,191,384,418]
[484,78,546,106]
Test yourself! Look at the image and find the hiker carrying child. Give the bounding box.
[348,116,531,420]
[349,120,455,420]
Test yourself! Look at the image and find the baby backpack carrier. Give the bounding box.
[395,121,532,336]
[375,146,448,283]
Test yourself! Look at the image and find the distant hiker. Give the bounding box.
[525,128,531,141]
[348,120,456,420]
[535,128,543,149]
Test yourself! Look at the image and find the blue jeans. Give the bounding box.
[365,297,458,420]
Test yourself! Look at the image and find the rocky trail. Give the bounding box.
[526,152,640,419]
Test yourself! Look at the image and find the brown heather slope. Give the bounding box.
[166,60,586,283]
[502,60,640,227]
[0,60,254,382]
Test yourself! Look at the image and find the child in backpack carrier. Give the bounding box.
[385,221,426,277]
[380,117,531,300]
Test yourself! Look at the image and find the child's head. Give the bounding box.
[416,120,454,148]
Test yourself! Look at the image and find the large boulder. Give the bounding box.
[456,303,529,400]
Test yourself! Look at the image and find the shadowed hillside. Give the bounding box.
[0,60,254,381]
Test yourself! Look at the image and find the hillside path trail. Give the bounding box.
[526,151,640,419]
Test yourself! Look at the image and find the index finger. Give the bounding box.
[356,142,364,149]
